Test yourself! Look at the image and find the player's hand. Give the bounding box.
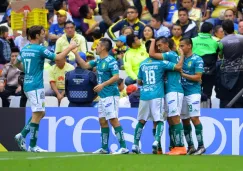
[69,40,78,50]
[150,38,155,41]
[15,86,21,94]
[94,84,104,93]
[178,48,184,56]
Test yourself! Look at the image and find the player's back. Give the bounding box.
[163,51,184,94]
[138,58,166,101]
[20,44,50,92]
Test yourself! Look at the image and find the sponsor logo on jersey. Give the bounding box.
[105,103,112,108]
[192,101,199,104]
[168,100,175,104]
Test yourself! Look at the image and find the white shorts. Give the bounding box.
[98,96,119,120]
[165,92,184,117]
[138,98,164,122]
[181,94,201,119]
[25,88,45,112]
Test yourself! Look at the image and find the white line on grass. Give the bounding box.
[0,158,12,160]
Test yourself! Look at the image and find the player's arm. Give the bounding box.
[181,72,202,82]
[55,40,78,61]
[137,66,143,86]
[137,79,143,86]
[14,55,24,71]
[149,39,164,60]
[173,48,185,71]
[73,50,91,69]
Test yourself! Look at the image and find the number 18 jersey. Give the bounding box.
[138,58,175,100]
[17,44,56,92]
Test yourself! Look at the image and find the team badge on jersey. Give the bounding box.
[102,63,106,69]
[188,61,192,67]
[135,26,139,31]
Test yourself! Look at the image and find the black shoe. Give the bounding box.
[193,146,206,155]
[187,146,196,155]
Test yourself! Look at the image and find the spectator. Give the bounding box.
[86,51,95,62]
[174,7,198,38]
[52,0,73,24]
[237,0,243,20]
[0,25,11,64]
[110,35,128,69]
[192,22,219,105]
[46,57,75,103]
[150,14,170,38]
[239,20,243,35]
[91,29,103,51]
[18,72,27,107]
[121,26,134,36]
[65,52,97,107]
[212,25,224,41]
[126,84,140,107]
[79,4,99,41]
[217,20,243,108]
[55,21,87,62]
[171,24,183,50]
[118,78,127,98]
[108,6,146,40]
[141,25,155,45]
[99,0,130,34]
[48,10,66,51]
[0,47,21,107]
[68,0,96,28]
[133,0,160,24]
[123,34,148,85]
[224,9,238,33]
[159,0,180,28]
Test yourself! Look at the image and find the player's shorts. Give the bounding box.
[181,94,201,119]
[138,98,164,122]
[25,88,45,112]
[98,96,119,120]
[165,92,184,117]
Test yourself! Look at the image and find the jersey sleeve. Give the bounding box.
[195,58,204,73]
[137,65,142,80]
[40,46,56,61]
[17,54,22,63]
[89,59,97,68]
[162,52,169,61]
[162,60,176,71]
[109,60,119,76]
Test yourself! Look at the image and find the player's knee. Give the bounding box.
[182,118,190,125]
[109,118,120,127]
[190,116,200,125]
[139,120,146,125]
[99,118,109,127]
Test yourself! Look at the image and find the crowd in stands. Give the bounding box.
[0,0,243,108]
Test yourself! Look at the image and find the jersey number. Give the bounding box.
[145,70,155,84]
[24,59,31,74]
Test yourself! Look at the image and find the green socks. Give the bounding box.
[21,117,32,138]
[173,123,184,147]
[155,122,164,142]
[195,123,204,147]
[153,128,162,149]
[169,125,175,148]
[183,124,194,147]
[101,127,109,150]
[114,126,126,148]
[29,123,39,148]
[134,122,144,146]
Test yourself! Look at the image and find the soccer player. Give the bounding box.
[73,38,129,154]
[179,38,206,155]
[132,41,184,154]
[14,25,78,152]
[149,37,187,155]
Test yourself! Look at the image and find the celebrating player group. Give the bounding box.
[14,25,205,155]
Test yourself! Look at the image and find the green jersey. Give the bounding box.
[163,51,184,94]
[182,54,204,96]
[138,58,176,100]
[18,44,56,92]
[89,55,119,98]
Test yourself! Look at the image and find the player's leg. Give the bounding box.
[93,98,109,154]
[152,121,162,154]
[188,94,206,155]
[106,96,128,154]
[166,92,186,155]
[181,96,196,155]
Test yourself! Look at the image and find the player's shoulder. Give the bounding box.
[105,55,116,63]
[192,54,203,61]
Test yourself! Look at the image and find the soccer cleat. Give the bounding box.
[187,146,196,155]
[157,148,163,154]
[92,148,109,154]
[112,148,129,155]
[132,144,141,154]
[193,146,206,155]
[166,147,187,155]
[14,133,27,151]
[152,141,159,154]
[28,146,48,152]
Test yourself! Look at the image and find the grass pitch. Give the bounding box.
[0,152,242,171]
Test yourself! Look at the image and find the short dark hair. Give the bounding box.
[180,37,193,47]
[222,19,234,34]
[152,14,163,23]
[64,21,76,28]
[79,4,89,18]
[145,40,151,53]
[0,25,8,36]
[100,38,112,52]
[213,25,222,35]
[11,47,20,53]
[53,0,64,11]
[200,22,213,33]
[155,36,174,50]
[92,29,102,39]
[28,25,44,39]
[172,24,182,29]
[127,6,138,13]
[126,34,137,48]
[178,7,188,15]
[117,78,124,86]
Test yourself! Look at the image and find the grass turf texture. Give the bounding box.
[0,152,242,171]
